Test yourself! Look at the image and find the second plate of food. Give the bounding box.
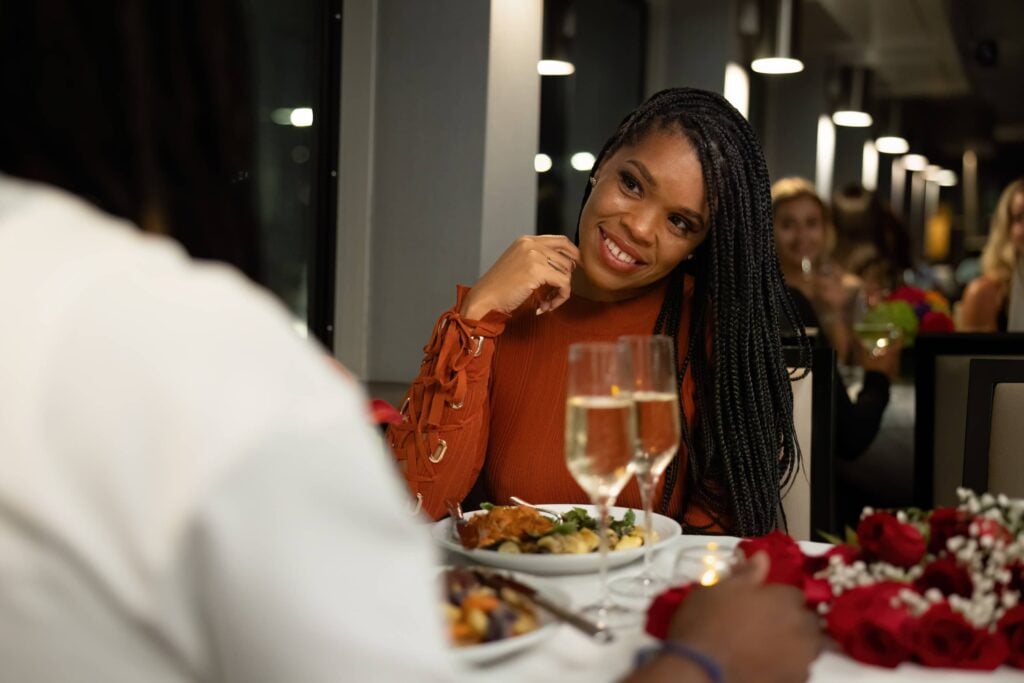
[431,503,682,575]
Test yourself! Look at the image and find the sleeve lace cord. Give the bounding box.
[387,291,507,515]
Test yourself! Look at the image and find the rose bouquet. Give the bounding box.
[647,489,1024,670]
[862,285,955,346]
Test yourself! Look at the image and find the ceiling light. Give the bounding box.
[750,0,804,76]
[832,110,873,127]
[751,57,804,74]
[570,152,595,171]
[537,60,575,76]
[875,136,909,155]
[829,65,873,128]
[902,154,928,172]
[289,108,314,127]
[534,153,553,173]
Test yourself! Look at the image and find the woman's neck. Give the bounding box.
[570,268,662,303]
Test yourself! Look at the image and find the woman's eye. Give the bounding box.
[619,172,641,194]
[669,214,693,234]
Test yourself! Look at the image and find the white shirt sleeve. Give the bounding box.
[186,399,460,683]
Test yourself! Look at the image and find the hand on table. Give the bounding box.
[666,551,821,682]
[459,235,580,320]
[625,552,822,683]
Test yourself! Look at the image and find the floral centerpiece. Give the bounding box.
[647,489,1024,670]
[862,285,955,345]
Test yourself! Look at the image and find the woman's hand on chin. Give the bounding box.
[460,235,580,319]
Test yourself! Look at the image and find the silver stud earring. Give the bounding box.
[589,176,597,187]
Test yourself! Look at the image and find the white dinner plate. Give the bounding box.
[443,569,569,666]
[432,504,683,575]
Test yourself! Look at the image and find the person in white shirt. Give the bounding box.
[0,2,820,682]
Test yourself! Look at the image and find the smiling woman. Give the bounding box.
[388,88,808,537]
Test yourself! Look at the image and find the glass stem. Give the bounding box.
[638,473,656,579]
[596,498,612,612]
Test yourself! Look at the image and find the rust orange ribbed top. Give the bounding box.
[389,278,716,528]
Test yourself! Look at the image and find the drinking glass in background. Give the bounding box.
[852,321,902,358]
[610,334,680,601]
[565,341,638,629]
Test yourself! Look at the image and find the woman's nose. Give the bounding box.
[620,208,658,245]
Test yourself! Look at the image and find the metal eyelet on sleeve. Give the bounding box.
[429,439,448,463]
[471,336,484,357]
[449,400,464,410]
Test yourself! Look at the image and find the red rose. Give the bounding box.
[999,604,1024,668]
[645,584,694,640]
[738,530,805,587]
[803,577,833,608]
[369,398,402,425]
[890,286,928,305]
[928,507,969,554]
[827,582,914,668]
[914,602,1009,670]
[920,310,955,333]
[803,543,860,576]
[914,556,973,598]
[974,517,1014,544]
[857,512,926,568]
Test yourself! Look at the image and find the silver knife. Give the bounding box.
[472,569,614,643]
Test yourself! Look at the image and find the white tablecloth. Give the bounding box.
[449,535,1023,682]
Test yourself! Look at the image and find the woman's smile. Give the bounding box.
[598,226,646,271]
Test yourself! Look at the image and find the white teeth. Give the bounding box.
[603,235,637,264]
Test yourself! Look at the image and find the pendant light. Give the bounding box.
[830,65,873,127]
[874,101,909,154]
[538,0,575,76]
[750,0,804,75]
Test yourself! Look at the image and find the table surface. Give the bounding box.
[448,534,1023,682]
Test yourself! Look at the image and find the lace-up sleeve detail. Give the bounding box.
[386,286,508,519]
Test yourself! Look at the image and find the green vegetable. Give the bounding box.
[561,507,597,531]
[479,502,495,511]
[610,509,636,536]
[863,301,919,346]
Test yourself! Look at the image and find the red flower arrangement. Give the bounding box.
[647,489,1024,670]
[863,285,955,345]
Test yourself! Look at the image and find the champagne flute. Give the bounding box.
[609,335,680,601]
[565,341,638,629]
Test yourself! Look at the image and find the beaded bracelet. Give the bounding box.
[635,641,724,683]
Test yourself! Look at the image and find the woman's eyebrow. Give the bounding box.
[626,159,657,188]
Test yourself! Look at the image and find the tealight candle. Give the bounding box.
[673,541,735,586]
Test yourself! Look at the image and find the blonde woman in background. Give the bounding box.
[960,178,1024,332]
[771,177,861,362]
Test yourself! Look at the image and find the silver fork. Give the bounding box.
[509,496,565,523]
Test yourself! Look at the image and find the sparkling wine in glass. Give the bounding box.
[564,341,638,629]
[610,335,680,602]
[853,321,902,358]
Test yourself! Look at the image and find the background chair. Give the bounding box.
[782,346,836,541]
[914,333,1024,508]
[962,359,1024,497]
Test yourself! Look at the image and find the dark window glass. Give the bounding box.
[243,0,340,345]
[537,0,647,237]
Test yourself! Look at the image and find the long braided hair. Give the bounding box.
[577,88,808,537]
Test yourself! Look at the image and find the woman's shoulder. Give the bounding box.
[963,274,1005,301]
